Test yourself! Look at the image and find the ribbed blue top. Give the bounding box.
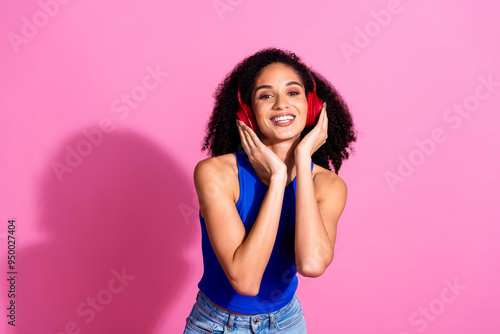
[198,151,313,314]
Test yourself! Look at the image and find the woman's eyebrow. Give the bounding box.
[254,81,303,93]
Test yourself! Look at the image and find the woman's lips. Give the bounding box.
[270,114,295,126]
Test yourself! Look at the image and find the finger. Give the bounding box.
[320,103,328,132]
[243,124,263,148]
[237,121,251,152]
[313,102,326,127]
[240,122,257,150]
[323,108,328,132]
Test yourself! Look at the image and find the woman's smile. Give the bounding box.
[270,113,296,126]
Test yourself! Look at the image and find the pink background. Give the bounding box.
[1,0,499,333]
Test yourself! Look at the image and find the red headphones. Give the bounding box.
[236,71,323,132]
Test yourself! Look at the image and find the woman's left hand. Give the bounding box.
[295,102,328,158]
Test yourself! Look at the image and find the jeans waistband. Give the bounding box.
[195,290,299,329]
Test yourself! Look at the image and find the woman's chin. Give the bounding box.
[261,128,302,144]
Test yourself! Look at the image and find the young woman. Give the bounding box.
[184,48,356,333]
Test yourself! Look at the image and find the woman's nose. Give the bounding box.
[273,93,289,109]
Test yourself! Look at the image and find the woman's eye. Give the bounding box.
[259,94,273,99]
[288,91,299,96]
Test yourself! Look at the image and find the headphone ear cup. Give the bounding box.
[307,91,323,126]
[236,91,259,132]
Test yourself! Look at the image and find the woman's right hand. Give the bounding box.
[237,120,287,180]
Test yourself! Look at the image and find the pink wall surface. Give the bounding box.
[1,0,499,333]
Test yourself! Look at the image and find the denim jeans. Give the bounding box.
[183,291,307,333]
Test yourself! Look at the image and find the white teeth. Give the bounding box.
[271,115,294,123]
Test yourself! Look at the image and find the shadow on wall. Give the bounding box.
[18,130,197,334]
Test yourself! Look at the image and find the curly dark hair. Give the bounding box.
[202,47,357,174]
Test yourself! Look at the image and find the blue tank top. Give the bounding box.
[198,150,313,314]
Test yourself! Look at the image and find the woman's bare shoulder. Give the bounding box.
[312,164,347,201]
[194,153,239,201]
[195,153,237,177]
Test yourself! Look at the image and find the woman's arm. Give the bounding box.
[294,157,347,277]
[194,122,287,296]
[294,104,347,277]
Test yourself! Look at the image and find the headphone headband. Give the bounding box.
[306,68,317,93]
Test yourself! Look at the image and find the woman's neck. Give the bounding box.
[257,136,300,185]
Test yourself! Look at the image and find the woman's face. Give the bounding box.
[250,62,308,143]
